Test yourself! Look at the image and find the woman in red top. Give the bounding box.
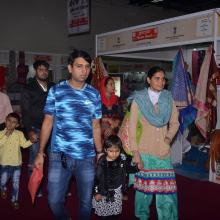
[99,76,123,141]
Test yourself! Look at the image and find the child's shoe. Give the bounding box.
[12,201,19,209]
[1,190,7,199]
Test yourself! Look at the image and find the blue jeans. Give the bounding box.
[48,152,95,220]
[0,165,21,202]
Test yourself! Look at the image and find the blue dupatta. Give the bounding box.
[134,88,172,127]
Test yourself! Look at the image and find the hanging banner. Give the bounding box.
[67,0,90,35]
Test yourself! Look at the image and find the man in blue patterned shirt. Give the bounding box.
[34,49,102,220]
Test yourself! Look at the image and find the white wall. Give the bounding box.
[0,0,183,56]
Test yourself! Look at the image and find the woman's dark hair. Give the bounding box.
[103,135,123,151]
[68,49,92,66]
[147,66,165,79]
[104,76,114,87]
[33,60,49,70]
[6,112,20,124]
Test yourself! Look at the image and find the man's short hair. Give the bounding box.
[33,60,49,70]
[68,49,92,66]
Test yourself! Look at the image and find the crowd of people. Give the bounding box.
[0,49,179,220]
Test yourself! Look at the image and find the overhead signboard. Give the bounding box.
[97,12,214,55]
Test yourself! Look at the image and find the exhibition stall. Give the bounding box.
[95,8,220,182]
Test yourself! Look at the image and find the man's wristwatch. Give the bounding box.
[37,152,46,158]
[96,149,103,155]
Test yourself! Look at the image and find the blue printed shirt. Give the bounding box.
[44,80,102,159]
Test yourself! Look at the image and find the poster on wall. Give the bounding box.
[67,0,90,35]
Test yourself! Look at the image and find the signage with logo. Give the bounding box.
[132,28,158,41]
